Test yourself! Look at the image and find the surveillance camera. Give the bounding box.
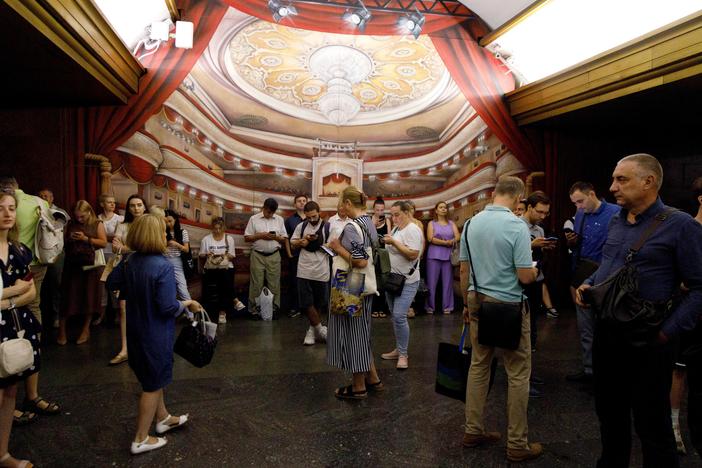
[494,52,502,59]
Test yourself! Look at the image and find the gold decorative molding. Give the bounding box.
[85,153,114,195]
[479,0,550,47]
[6,0,145,103]
[506,11,702,125]
[165,0,180,22]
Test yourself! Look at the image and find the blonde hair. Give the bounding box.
[99,193,115,205]
[74,200,98,228]
[126,214,166,254]
[0,192,19,243]
[149,205,165,218]
[339,186,367,208]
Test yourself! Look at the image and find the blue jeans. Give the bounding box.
[385,280,419,356]
[167,256,191,300]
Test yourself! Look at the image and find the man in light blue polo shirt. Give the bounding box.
[458,176,541,463]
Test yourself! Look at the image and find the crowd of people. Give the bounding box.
[0,152,701,464]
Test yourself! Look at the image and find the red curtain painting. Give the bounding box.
[72,0,228,204]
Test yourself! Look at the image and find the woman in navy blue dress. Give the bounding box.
[107,214,202,455]
[0,190,40,467]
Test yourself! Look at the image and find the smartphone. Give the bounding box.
[544,236,559,242]
[268,231,276,235]
[563,227,574,234]
[320,245,337,257]
[308,234,318,240]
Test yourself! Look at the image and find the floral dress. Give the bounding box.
[0,242,41,388]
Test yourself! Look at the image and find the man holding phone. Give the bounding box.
[244,198,288,318]
[566,181,620,384]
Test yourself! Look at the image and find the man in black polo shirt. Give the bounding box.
[577,153,702,468]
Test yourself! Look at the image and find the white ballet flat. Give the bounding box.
[156,414,189,434]
[130,436,167,455]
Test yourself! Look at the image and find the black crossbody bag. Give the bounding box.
[582,209,676,347]
[464,220,524,350]
[570,215,600,287]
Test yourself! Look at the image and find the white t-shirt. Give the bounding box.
[200,234,236,269]
[291,221,330,282]
[244,212,287,253]
[387,222,423,283]
[328,214,351,241]
[166,228,189,258]
[99,213,124,254]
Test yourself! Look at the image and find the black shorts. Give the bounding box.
[297,278,329,311]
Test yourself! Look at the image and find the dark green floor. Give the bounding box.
[11,310,702,467]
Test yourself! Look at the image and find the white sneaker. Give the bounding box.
[303,327,316,346]
[218,313,227,324]
[130,436,167,455]
[234,299,246,311]
[156,414,188,434]
[314,325,327,343]
[674,424,687,454]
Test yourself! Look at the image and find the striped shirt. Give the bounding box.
[166,229,189,258]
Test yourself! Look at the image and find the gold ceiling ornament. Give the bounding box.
[226,20,446,123]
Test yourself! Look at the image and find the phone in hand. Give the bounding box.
[268,231,276,235]
[544,236,559,242]
[563,227,574,234]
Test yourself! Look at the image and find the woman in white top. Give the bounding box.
[109,194,146,366]
[96,194,123,326]
[380,201,424,370]
[327,200,351,241]
[164,210,191,301]
[199,217,237,324]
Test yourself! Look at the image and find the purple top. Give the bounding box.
[427,220,455,261]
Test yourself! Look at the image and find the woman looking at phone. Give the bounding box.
[199,217,237,324]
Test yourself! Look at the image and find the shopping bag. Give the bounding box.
[435,327,497,402]
[258,287,274,321]
[174,310,217,368]
[330,268,365,318]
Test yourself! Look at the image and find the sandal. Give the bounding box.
[109,352,128,366]
[334,385,367,400]
[371,311,380,318]
[23,397,60,415]
[0,453,33,468]
[365,379,385,393]
[12,410,37,427]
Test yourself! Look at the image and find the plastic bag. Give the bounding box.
[258,287,274,321]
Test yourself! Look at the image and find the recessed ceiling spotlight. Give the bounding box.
[268,0,297,23]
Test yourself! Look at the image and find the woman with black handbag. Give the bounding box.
[380,201,423,370]
[107,214,202,455]
[164,210,192,300]
[0,190,40,467]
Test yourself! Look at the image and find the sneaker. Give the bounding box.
[463,431,501,448]
[287,309,301,318]
[233,299,246,312]
[130,436,167,455]
[546,308,559,318]
[314,325,327,343]
[396,355,408,370]
[426,309,434,315]
[303,327,315,346]
[506,443,543,462]
[674,424,687,454]
[218,313,227,324]
[381,349,400,360]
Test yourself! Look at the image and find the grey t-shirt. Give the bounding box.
[292,221,330,282]
[521,216,545,281]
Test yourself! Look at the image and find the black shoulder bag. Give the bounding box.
[464,220,524,350]
[570,215,600,287]
[582,209,675,347]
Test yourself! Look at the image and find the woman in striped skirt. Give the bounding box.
[327,186,383,399]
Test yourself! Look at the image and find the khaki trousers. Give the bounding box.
[465,292,531,450]
[248,251,281,310]
[28,264,48,325]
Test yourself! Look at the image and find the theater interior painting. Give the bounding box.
[1,0,702,255]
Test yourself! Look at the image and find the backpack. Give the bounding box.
[34,201,68,265]
[353,220,391,290]
[298,220,330,252]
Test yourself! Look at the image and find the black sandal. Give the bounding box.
[334,385,367,400]
[12,409,37,426]
[23,397,60,415]
[365,379,385,392]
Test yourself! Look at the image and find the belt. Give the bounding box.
[254,249,279,257]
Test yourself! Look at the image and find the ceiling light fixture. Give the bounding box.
[132,19,193,61]
[397,8,425,39]
[268,0,298,23]
[342,2,372,32]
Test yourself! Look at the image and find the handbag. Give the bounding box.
[330,266,365,318]
[83,248,106,271]
[174,309,217,368]
[0,277,34,378]
[100,248,122,282]
[435,326,497,402]
[384,260,419,296]
[204,236,233,270]
[464,220,524,350]
[582,209,675,347]
[571,258,599,288]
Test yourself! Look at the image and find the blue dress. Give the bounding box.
[0,242,41,388]
[107,253,185,392]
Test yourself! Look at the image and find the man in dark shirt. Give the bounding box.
[576,154,702,468]
[284,194,307,318]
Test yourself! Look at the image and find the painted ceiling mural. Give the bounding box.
[116,5,526,229]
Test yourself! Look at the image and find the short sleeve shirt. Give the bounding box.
[99,213,124,254]
[244,212,287,253]
[200,234,236,269]
[387,223,423,283]
[459,205,533,302]
[15,190,47,264]
[166,228,189,258]
[292,222,330,282]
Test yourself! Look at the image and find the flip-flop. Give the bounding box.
[334,385,367,400]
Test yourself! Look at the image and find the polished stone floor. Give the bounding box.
[10,309,702,467]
